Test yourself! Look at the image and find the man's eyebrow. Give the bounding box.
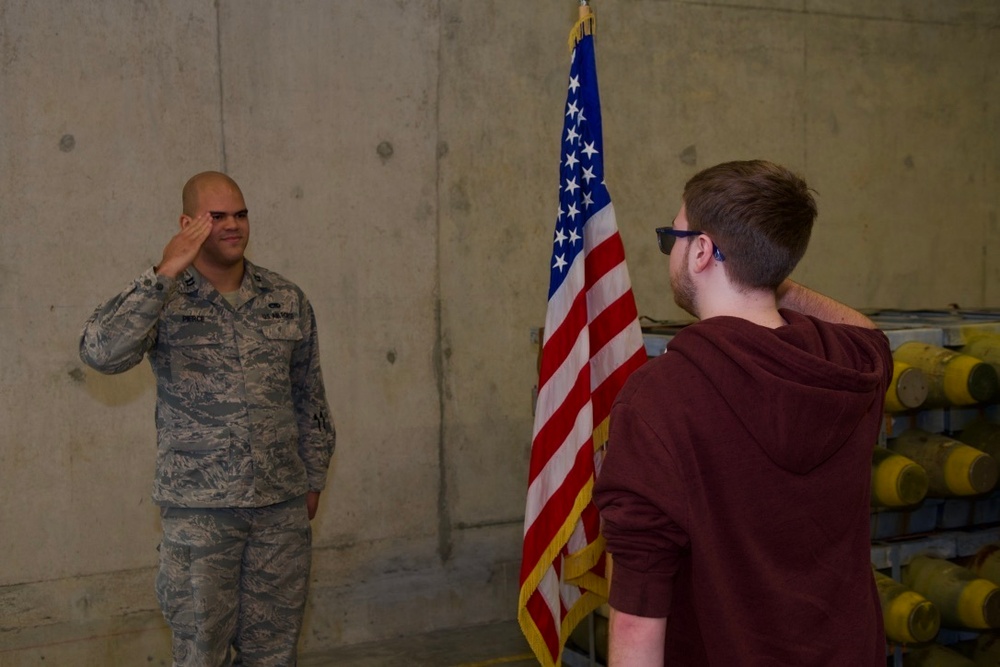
[208,209,249,216]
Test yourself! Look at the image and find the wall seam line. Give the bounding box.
[433,0,452,565]
[215,0,227,172]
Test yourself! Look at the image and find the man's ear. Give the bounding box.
[179,214,191,229]
[690,235,716,273]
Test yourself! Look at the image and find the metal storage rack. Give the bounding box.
[869,310,1000,665]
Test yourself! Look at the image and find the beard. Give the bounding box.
[671,261,699,318]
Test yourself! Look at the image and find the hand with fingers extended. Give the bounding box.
[157,212,212,279]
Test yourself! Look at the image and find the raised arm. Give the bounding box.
[776,279,876,329]
[79,214,212,373]
[79,269,171,374]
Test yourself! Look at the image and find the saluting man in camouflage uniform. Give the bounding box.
[80,171,336,666]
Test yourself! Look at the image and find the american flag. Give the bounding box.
[517,11,646,667]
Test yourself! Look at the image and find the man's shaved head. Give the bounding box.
[182,171,245,216]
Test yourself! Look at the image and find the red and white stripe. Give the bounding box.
[519,202,646,666]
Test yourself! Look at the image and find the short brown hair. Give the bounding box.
[683,160,816,290]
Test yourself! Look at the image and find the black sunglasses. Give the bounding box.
[655,226,725,261]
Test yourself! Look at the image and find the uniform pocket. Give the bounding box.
[155,535,196,636]
[261,321,303,342]
[157,427,232,501]
[163,318,232,387]
[164,318,228,351]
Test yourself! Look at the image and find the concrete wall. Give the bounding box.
[1,0,997,663]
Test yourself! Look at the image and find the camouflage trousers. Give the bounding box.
[156,496,312,667]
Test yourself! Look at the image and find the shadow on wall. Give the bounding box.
[74,363,155,407]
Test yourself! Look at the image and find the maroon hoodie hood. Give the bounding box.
[665,309,891,474]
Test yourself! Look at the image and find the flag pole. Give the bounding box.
[569,0,596,50]
[520,1,646,662]
[575,10,602,667]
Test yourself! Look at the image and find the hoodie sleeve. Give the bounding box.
[863,327,894,389]
[594,398,691,618]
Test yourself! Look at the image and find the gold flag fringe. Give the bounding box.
[568,8,596,51]
[517,415,613,666]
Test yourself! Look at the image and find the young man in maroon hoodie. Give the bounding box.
[593,160,892,666]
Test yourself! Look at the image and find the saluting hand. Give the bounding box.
[157,212,212,279]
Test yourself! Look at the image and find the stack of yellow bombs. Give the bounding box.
[873,336,1000,662]
[884,429,999,502]
[876,547,1000,663]
[876,555,1000,646]
[873,340,1000,509]
[891,340,999,411]
[872,428,999,510]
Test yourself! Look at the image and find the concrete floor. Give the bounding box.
[299,621,541,667]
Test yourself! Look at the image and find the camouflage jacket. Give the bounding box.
[80,261,336,508]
